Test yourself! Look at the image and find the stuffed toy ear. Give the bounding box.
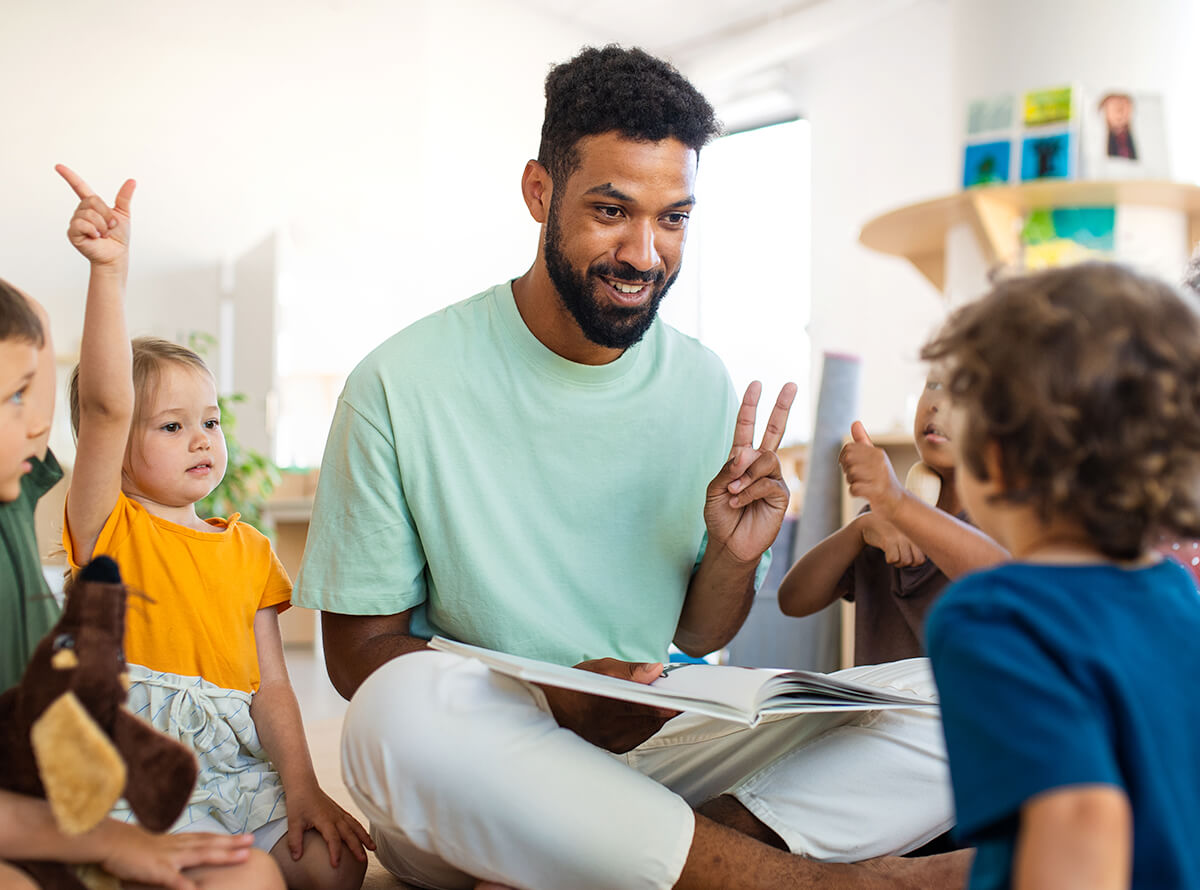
[904,461,943,507]
[30,692,127,835]
[111,710,197,832]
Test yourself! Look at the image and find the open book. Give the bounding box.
[429,637,936,727]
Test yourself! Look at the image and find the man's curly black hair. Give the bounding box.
[537,45,720,187]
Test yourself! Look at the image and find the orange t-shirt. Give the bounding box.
[65,492,292,693]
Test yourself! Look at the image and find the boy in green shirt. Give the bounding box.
[0,278,59,694]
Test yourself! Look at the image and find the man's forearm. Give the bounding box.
[673,548,758,657]
[322,612,428,700]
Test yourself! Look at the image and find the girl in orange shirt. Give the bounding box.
[58,165,372,890]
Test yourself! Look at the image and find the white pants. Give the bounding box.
[342,652,953,890]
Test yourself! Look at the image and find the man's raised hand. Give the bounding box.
[704,381,797,565]
[56,164,135,268]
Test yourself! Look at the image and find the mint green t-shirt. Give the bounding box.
[294,282,743,666]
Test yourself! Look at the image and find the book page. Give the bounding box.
[428,638,934,726]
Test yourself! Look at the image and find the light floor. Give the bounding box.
[287,645,412,890]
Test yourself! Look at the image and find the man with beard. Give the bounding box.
[294,45,964,890]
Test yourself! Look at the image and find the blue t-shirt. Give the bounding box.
[927,559,1200,890]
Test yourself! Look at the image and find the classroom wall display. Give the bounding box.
[962,93,1016,188]
[1020,130,1075,181]
[1080,91,1169,180]
[1020,206,1115,269]
[962,140,1012,188]
[962,86,1082,188]
[966,95,1014,137]
[1022,86,1074,127]
[961,85,1170,188]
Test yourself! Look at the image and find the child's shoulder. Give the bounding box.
[933,558,1193,637]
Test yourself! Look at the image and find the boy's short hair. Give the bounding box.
[923,262,1200,560]
[0,279,44,348]
[69,337,213,436]
[537,45,721,187]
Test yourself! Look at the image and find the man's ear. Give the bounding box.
[521,160,552,224]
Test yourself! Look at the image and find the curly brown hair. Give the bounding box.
[922,262,1200,559]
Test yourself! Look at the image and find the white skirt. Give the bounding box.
[113,663,287,836]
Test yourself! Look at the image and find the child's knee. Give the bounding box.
[323,845,368,890]
[190,848,284,890]
[275,831,367,890]
[242,848,288,890]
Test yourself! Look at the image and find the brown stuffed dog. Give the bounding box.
[0,556,198,890]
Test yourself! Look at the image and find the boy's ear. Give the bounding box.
[981,439,1006,492]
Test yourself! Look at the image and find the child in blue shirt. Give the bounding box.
[921,262,1200,889]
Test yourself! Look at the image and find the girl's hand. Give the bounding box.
[99,822,254,890]
[56,164,135,269]
[283,786,374,868]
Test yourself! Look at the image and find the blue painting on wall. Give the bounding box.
[1020,131,1074,181]
[962,140,1012,188]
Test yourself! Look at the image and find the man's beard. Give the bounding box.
[543,202,679,351]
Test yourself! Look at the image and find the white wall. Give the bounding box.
[787,0,957,435]
[951,0,1200,187]
[0,0,590,362]
[7,0,1199,456]
[786,0,1200,437]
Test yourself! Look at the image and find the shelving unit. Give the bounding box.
[860,180,1200,291]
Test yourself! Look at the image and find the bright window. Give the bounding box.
[663,119,813,444]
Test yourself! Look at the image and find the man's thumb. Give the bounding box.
[850,421,873,446]
[631,662,664,685]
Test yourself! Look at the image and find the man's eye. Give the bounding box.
[664,213,689,226]
[598,206,623,218]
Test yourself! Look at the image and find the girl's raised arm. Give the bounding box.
[58,165,136,563]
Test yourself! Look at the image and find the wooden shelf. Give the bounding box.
[860,180,1200,290]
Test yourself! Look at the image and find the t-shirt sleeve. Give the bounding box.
[63,491,132,572]
[927,583,1123,841]
[260,546,293,612]
[291,389,429,615]
[25,449,64,501]
[839,505,871,602]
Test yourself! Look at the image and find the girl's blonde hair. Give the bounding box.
[69,337,213,436]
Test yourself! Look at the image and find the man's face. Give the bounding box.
[542,133,697,350]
